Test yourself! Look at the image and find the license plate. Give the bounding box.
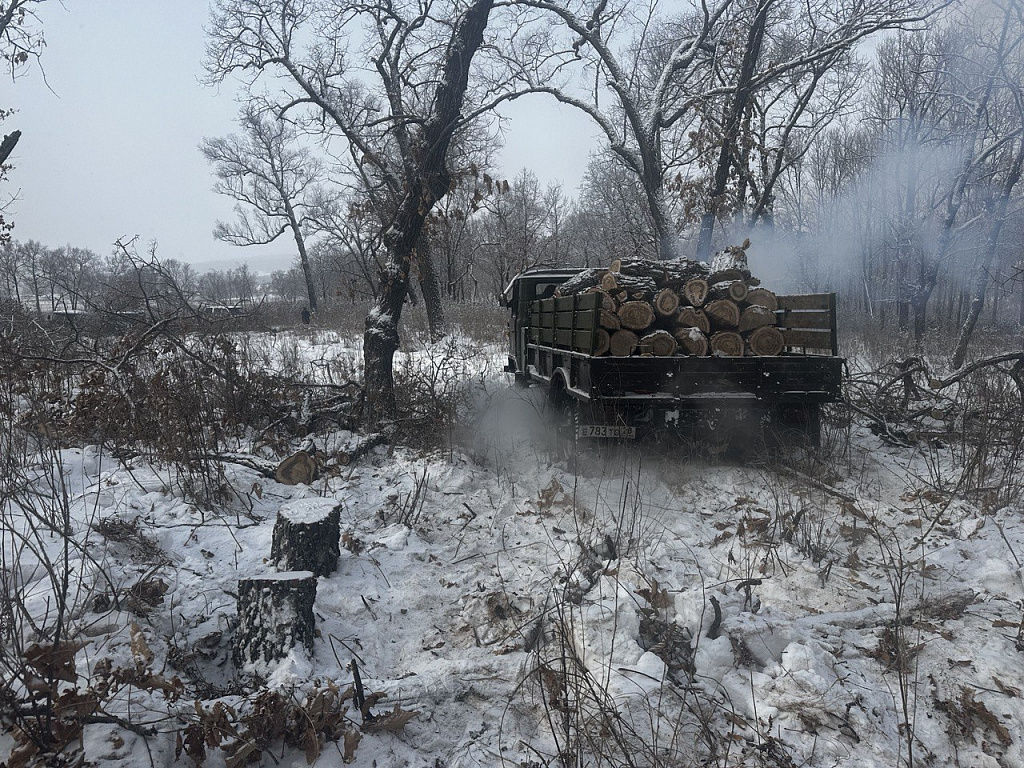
[577,425,636,439]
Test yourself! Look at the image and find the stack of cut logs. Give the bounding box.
[554,242,784,357]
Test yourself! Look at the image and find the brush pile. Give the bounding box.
[554,240,783,357]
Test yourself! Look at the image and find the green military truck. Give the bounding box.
[502,267,843,444]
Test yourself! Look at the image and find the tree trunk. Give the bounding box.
[695,0,771,261]
[287,206,318,314]
[952,138,1024,368]
[415,236,447,342]
[363,0,494,427]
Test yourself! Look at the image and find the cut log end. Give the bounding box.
[599,308,621,331]
[617,300,655,331]
[674,327,709,356]
[710,331,744,357]
[654,288,680,317]
[747,325,784,356]
[705,299,741,329]
[676,307,710,334]
[745,287,778,312]
[640,329,678,357]
[738,304,777,333]
[593,328,611,356]
[609,329,639,357]
[682,278,709,307]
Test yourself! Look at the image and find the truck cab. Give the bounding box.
[503,268,581,385]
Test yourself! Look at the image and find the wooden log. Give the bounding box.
[675,307,710,334]
[640,329,678,357]
[599,309,621,330]
[276,451,317,485]
[233,572,317,668]
[593,328,611,356]
[709,280,748,303]
[674,327,709,356]
[602,273,657,294]
[682,278,709,307]
[705,299,741,329]
[617,300,655,331]
[710,331,745,357]
[554,268,607,296]
[271,499,342,577]
[747,325,784,356]
[744,287,778,312]
[614,258,710,288]
[609,329,639,357]
[708,268,760,287]
[593,289,617,311]
[653,288,680,317]
[709,241,749,275]
[738,304,777,333]
[609,259,622,273]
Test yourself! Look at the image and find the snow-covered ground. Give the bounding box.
[3,331,1024,767]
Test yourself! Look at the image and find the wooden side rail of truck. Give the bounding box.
[502,268,844,443]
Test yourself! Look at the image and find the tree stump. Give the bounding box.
[233,571,317,668]
[271,499,342,576]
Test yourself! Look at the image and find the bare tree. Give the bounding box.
[207,0,496,424]
[0,0,48,243]
[506,0,934,260]
[201,106,324,312]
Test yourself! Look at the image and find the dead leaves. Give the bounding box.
[170,681,416,767]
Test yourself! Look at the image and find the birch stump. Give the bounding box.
[234,571,317,668]
[271,499,342,577]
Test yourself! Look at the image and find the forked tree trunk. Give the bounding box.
[364,0,494,426]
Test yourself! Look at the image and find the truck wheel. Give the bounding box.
[769,404,821,448]
[548,383,580,469]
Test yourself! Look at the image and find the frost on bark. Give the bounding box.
[233,572,317,669]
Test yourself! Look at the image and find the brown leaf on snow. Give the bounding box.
[343,728,362,762]
[362,703,419,733]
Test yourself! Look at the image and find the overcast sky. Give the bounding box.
[6,2,598,273]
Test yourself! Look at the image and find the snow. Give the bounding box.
[4,330,1024,767]
[277,498,340,524]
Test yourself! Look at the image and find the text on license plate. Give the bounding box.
[577,425,636,439]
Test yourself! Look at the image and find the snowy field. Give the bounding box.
[3,329,1024,768]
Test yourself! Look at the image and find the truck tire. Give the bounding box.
[770,403,822,448]
[548,377,580,469]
